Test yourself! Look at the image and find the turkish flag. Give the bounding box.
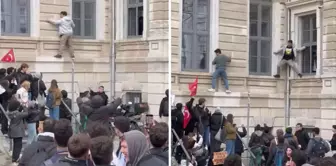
[189,77,198,96]
[1,49,16,63]
[183,105,191,129]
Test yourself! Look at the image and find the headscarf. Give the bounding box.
[124,130,149,166]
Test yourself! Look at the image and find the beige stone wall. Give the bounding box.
[171,0,336,138]
[115,0,169,118]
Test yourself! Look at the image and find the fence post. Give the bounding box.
[285,65,290,127]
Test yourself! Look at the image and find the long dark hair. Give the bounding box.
[49,79,58,91]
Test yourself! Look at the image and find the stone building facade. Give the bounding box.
[171,0,336,138]
[0,0,169,117]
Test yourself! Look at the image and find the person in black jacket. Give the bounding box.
[0,68,6,79]
[52,133,92,166]
[89,86,108,105]
[208,108,225,166]
[295,123,310,150]
[194,98,211,148]
[60,90,72,121]
[76,94,122,131]
[25,101,40,144]
[19,118,56,166]
[172,103,184,144]
[16,63,33,87]
[91,136,114,166]
[159,89,169,122]
[137,122,169,166]
[331,125,336,151]
[7,99,29,164]
[235,124,247,156]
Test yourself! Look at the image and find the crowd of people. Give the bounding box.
[172,97,336,166]
[0,63,169,166]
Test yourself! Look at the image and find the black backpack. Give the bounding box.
[312,138,327,158]
[27,145,55,166]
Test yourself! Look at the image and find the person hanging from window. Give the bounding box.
[273,40,305,78]
[208,49,231,93]
[47,11,75,59]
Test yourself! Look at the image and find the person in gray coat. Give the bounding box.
[7,99,29,164]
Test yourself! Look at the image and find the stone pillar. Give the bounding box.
[320,0,336,138]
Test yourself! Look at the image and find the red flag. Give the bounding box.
[188,77,198,96]
[183,105,191,129]
[1,49,15,63]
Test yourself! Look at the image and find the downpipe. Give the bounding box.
[283,1,291,127]
[110,0,116,99]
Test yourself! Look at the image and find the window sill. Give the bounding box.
[289,74,321,80]
[115,36,147,43]
[0,36,109,43]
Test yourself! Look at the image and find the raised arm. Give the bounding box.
[48,19,62,25]
[295,46,306,52]
[273,47,284,55]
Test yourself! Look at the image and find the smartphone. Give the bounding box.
[145,114,154,127]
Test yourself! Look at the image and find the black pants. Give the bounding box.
[12,137,22,162]
[1,113,8,134]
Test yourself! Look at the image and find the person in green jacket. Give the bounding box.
[225,114,236,155]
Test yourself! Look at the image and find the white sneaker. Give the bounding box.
[208,88,215,92]
[225,90,231,93]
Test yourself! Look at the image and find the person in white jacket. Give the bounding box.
[47,11,75,59]
[16,80,30,107]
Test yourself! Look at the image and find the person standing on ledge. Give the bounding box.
[273,40,305,78]
[47,11,75,59]
[208,48,231,93]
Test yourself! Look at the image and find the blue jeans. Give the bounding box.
[225,139,235,155]
[212,68,229,90]
[203,126,210,147]
[28,92,32,100]
[50,106,60,120]
[27,123,36,144]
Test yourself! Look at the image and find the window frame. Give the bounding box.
[72,0,96,39]
[181,0,210,72]
[249,0,272,76]
[300,14,317,75]
[126,0,143,38]
[0,0,31,36]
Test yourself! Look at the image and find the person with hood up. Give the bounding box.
[137,122,169,166]
[284,127,299,150]
[120,130,149,166]
[159,89,169,122]
[89,86,108,106]
[30,72,46,102]
[47,79,62,120]
[225,114,237,155]
[208,108,225,166]
[47,11,75,59]
[7,99,30,165]
[77,93,123,131]
[19,118,56,166]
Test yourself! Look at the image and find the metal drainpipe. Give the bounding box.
[110,0,116,99]
[283,0,291,127]
[319,1,324,76]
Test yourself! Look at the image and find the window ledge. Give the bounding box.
[289,75,321,80]
[286,0,321,9]
[0,36,109,43]
[115,37,147,44]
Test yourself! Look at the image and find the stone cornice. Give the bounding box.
[286,0,322,9]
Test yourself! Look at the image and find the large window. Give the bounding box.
[301,14,317,74]
[72,0,96,38]
[127,0,143,37]
[181,0,210,71]
[249,0,272,75]
[1,0,30,36]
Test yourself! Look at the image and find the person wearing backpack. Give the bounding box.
[41,119,73,166]
[19,118,56,166]
[266,135,287,166]
[306,127,330,160]
[159,89,169,123]
[47,79,62,120]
